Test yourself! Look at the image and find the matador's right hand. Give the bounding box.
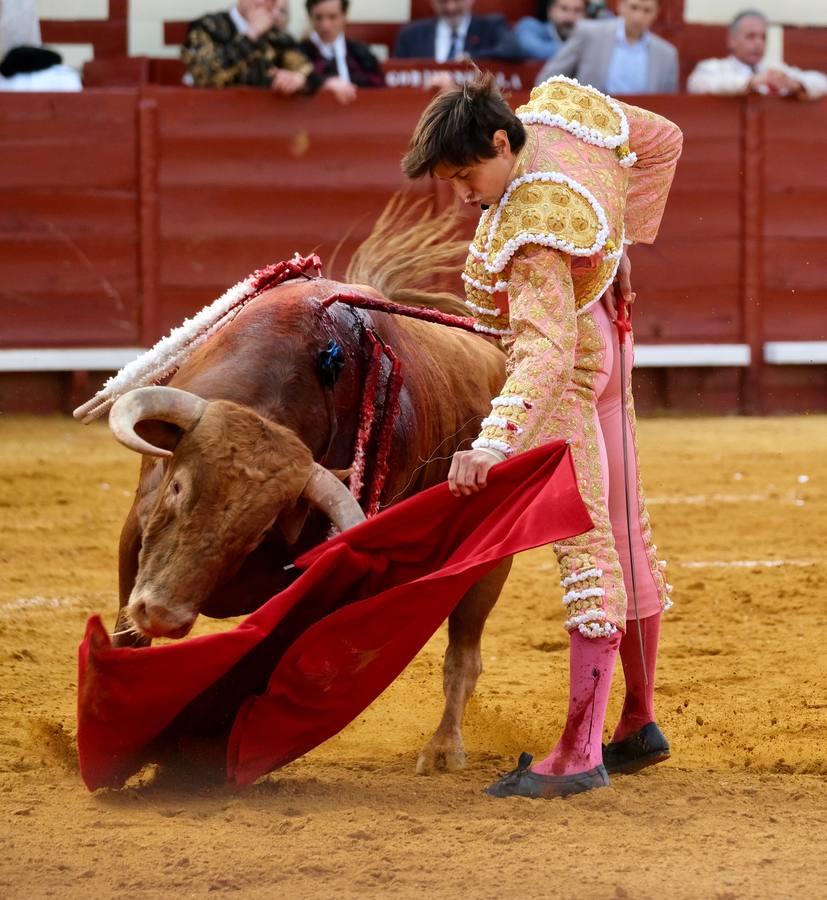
[601,250,635,320]
[447,449,499,497]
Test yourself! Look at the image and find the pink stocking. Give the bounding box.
[611,612,661,742]
[531,629,621,776]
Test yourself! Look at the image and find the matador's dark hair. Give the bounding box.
[401,70,526,180]
[305,0,350,12]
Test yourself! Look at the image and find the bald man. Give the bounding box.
[687,9,827,99]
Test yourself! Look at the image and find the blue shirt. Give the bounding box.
[605,18,650,95]
[514,17,563,62]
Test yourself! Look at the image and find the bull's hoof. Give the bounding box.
[416,736,466,775]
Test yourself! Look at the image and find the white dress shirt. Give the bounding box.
[687,54,827,99]
[434,15,471,63]
[309,30,351,82]
[229,5,253,37]
[0,65,82,92]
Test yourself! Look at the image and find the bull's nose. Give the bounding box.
[128,594,195,639]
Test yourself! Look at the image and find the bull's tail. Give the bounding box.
[345,195,470,318]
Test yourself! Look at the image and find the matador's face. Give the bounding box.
[434,129,517,209]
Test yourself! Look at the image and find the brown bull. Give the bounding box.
[106,204,510,774]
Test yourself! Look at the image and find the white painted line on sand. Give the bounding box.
[680,560,817,569]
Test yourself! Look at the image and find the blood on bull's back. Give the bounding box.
[111,275,505,644]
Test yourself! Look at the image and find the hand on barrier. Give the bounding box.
[271,68,306,95]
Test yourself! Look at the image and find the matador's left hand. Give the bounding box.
[601,249,635,320]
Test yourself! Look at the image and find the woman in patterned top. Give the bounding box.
[402,71,682,799]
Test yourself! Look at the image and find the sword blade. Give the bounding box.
[618,325,648,685]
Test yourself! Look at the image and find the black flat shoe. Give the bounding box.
[484,752,610,800]
[602,722,670,775]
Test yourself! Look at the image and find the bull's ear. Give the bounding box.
[134,420,184,453]
[329,468,352,483]
[276,498,310,545]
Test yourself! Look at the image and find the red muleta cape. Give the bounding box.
[77,441,592,790]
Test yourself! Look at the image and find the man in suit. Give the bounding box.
[299,0,384,105]
[393,0,521,62]
[536,0,678,94]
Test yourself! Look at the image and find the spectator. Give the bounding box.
[393,0,521,62]
[536,0,678,94]
[182,0,320,95]
[0,45,81,92]
[298,0,384,105]
[0,0,40,58]
[687,10,827,100]
[515,0,587,62]
[586,1,613,18]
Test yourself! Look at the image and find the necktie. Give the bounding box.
[448,28,462,60]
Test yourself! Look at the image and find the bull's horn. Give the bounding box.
[302,463,366,533]
[109,387,208,457]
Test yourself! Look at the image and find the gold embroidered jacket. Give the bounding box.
[467,77,683,457]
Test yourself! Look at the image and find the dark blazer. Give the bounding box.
[393,15,521,61]
[297,37,385,87]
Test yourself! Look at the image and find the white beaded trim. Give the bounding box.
[73,271,258,422]
[526,75,635,157]
[604,241,623,261]
[473,323,513,337]
[580,621,619,638]
[491,394,532,409]
[564,607,618,637]
[483,171,610,273]
[480,414,523,434]
[662,597,674,612]
[561,567,603,588]
[472,436,513,456]
[562,586,606,607]
[464,299,503,318]
[462,272,509,295]
[468,243,487,261]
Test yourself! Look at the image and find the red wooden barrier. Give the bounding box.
[1,89,826,414]
[0,91,140,347]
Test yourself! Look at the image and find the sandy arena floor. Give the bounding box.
[1,414,826,899]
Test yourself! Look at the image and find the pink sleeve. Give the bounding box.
[620,102,684,245]
[473,245,577,457]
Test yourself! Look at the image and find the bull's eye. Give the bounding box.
[171,480,182,496]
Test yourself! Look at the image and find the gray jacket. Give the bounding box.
[536,18,679,93]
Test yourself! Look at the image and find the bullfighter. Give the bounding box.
[402,71,682,798]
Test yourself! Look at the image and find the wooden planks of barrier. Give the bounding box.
[0,91,140,348]
[1,88,825,413]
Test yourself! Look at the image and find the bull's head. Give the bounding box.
[109,386,364,639]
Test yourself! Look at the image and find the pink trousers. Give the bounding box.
[549,301,671,634]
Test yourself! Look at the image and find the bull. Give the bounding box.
[99,203,510,774]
